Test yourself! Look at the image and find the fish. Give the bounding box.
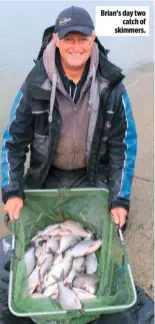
[43,271,56,288]
[35,284,44,294]
[64,257,85,285]
[73,287,96,300]
[72,257,85,271]
[22,219,101,310]
[24,246,36,277]
[46,237,60,254]
[35,243,47,265]
[62,220,92,238]
[53,253,63,265]
[43,224,61,235]
[43,253,73,288]
[31,293,45,299]
[50,255,73,280]
[73,273,99,295]
[57,278,82,310]
[85,253,98,274]
[31,234,45,245]
[43,283,58,299]
[24,266,40,295]
[68,239,102,258]
[40,252,53,279]
[50,227,71,237]
[57,235,79,254]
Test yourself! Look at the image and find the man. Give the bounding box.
[1,6,137,228]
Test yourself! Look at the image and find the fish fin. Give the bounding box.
[49,248,58,255]
[64,282,72,290]
[60,269,64,282]
[51,274,58,282]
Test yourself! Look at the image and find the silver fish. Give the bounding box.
[73,287,96,300]
[73,273,99,295]
[43,283,58,299]
[31,293,45,299]
[53,253,63,265]
[31,234,45,245]
[57,280,81,310]
[43,271,56,288]
[35,284,44,294]
[40,252,53,279]
[58,235,79,254]
[64,257,85,285]
[50,227,71,237]
[24,266,40,295]
[68,239,102,258]
[50,255,73,280]
[62,220,92,238]
[72,257,85,270]
[43,224,61,235]
[85,253,98,274]
[24,246,36,277]
[46,237,60,254]
[35,243,47,265]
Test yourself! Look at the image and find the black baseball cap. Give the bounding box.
[55,6,94,40]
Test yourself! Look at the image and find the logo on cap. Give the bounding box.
[59,17,71,25]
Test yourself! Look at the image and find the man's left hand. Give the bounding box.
[111,207,128,228]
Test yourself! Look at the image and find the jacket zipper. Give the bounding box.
[70,85,78,169]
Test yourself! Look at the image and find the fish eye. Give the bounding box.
[39,239,47,246]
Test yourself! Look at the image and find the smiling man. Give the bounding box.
[1,6,137,228]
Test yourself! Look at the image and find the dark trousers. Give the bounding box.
[43,166,90,189]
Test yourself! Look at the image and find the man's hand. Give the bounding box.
[111,207,127,228]
[4,197,23,222]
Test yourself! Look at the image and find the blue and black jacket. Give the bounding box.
[1,27,137,211]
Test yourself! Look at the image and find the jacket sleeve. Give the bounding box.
[107,84,137,212]
[1,82,33,203]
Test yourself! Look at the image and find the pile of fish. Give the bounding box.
[22,220,102,310]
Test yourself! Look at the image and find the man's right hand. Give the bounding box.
[4,197,23,221]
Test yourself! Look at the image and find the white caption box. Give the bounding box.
[95,6,149,36]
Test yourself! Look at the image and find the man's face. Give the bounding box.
[53,32,96,69]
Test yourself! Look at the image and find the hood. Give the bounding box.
[43,35,99,123]
[37,25,124,123]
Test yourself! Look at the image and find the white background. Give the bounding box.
[95,6,149,36]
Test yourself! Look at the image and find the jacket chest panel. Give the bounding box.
[31,99,50,135]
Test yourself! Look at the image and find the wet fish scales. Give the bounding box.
[86,253,98,274]
[57,280,81,310]
[43,283,58,299]
[62,220,92,238]
[69,239,102,258]
[73,274,99,295]
[73,287,96,300]
[24,246,36,277]
[58,235,79,254]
